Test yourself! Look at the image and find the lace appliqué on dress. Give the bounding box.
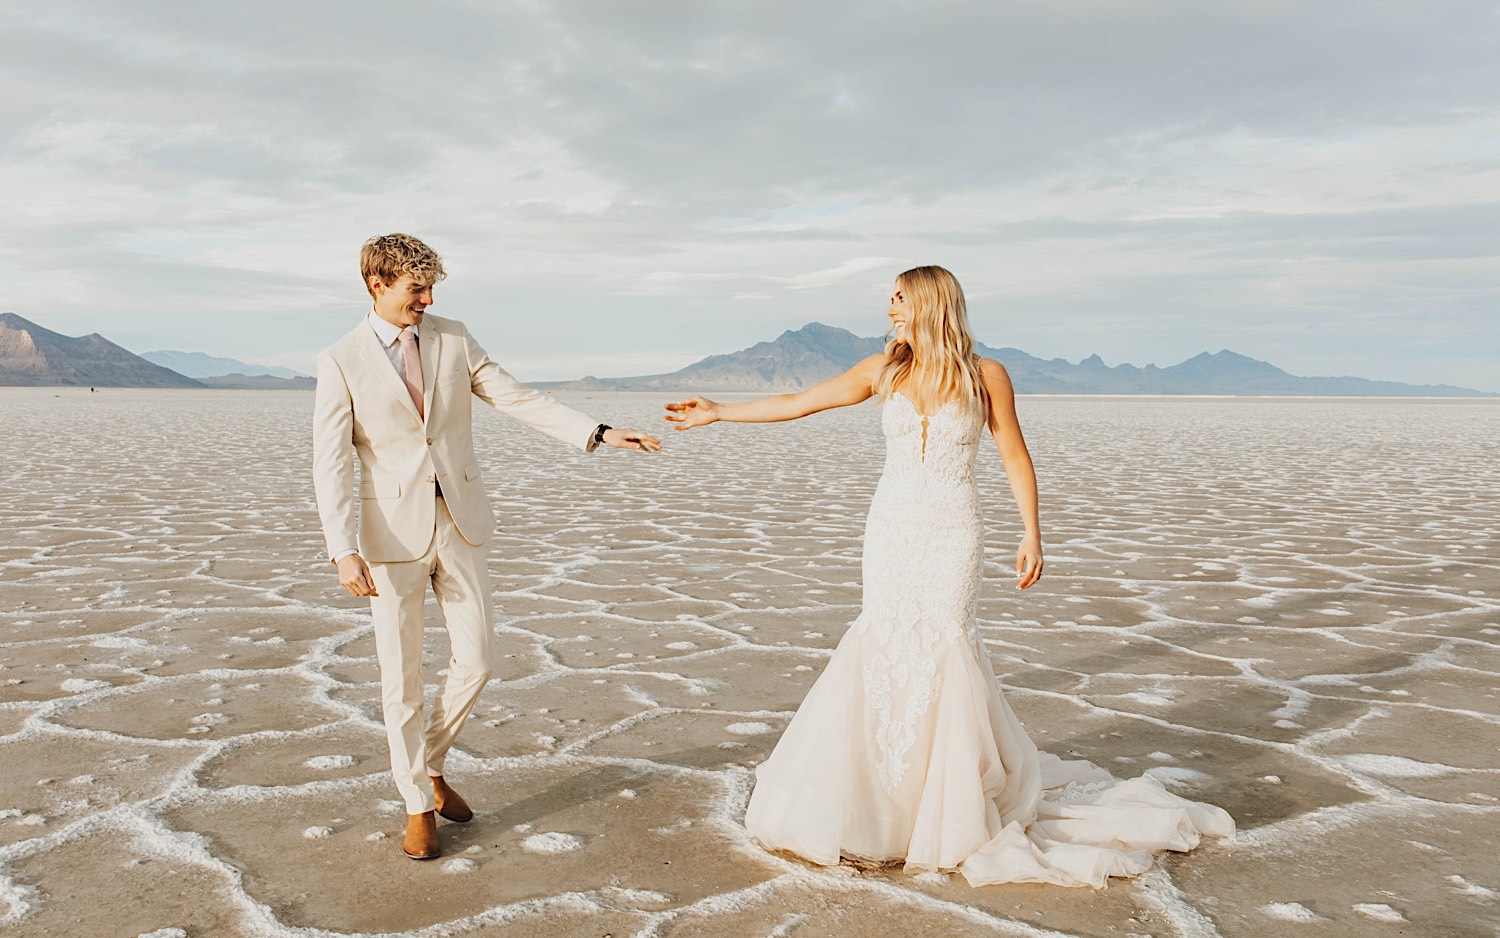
[858,394,985,793]
[863,604,942,792]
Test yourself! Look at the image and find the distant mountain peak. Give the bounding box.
[789,321,855,339]
[1,312,60,339]
[1193,349,1257,362]
[0,314,201,388]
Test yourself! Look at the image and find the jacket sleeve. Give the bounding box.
[312,350,360,560]
[463,323,599,451]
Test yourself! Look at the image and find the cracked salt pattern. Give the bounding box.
[0,389,1497,936]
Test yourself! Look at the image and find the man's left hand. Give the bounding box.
[603,427,662,453]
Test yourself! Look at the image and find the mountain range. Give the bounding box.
[140,349,308,380]
[538,322,1495,397]
[1,313,1492,396]
[0,314,311,388]
[0,313,201,388]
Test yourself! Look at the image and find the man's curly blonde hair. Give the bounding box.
[359,233,447,298]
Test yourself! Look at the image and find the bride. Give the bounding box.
[664,265,1233,887]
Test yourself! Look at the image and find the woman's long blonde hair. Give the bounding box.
[876,265,990,417]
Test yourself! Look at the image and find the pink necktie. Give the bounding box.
[397,329,424,420]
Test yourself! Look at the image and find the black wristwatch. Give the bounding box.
[591,424,612,449]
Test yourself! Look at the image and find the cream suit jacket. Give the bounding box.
[313,312,599,563]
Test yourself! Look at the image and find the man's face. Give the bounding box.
[371,274,434,328]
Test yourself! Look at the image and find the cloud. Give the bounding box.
[776,257,901,291]
[0,0,1496,390]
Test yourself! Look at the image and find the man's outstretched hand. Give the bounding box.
[337,553,378,597]
[603,427,662,453]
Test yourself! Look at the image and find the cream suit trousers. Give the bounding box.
[366,497,493,814]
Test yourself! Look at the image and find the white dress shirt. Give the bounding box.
[366,309,416,375]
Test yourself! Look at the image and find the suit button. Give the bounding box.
[426,475,435,484]
[426,437,434,445]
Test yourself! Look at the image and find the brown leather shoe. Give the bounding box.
[432,775,473,823]
[402,811,440,860]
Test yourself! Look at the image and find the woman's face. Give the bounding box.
[887,281,911,338]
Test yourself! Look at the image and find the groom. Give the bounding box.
[312,233,660,860]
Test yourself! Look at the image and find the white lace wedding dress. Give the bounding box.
[743,392,1234,888]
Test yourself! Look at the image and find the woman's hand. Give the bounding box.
[1016,533,1043,589]
[664,396,721,430]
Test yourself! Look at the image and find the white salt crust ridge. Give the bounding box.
[303,755,357,770]
[521,832,586,854]
[1135,867,1223,938]
[1260,901,1324,922]
[632,871,1079,938]
[766,911,808,936]
[1445,875,1499,900]
[1335,753,1460,778]
[59,678,110,693]
[1,392,1497,936]
[1353,903,1407,922]
[600,886,673,907]
[0,872,39,927]
[724,722,775,735]
[1141,766,1215,789]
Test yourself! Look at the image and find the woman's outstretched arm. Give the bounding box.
[664,353,884,430]
[980,359,1044,589]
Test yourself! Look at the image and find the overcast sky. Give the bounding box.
[2,0,1497,390]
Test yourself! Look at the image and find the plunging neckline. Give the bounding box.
[891,391,960,463]
[891,390,959,420]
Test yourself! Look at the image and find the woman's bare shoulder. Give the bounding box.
[976,357,1012,385]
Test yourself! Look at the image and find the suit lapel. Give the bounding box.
[356,322,423,425]
[419,317,438,422]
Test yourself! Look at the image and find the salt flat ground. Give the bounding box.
[0,389,1497,938]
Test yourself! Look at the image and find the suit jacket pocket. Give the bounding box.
[463,464,480,482]
[359,480,402,499]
